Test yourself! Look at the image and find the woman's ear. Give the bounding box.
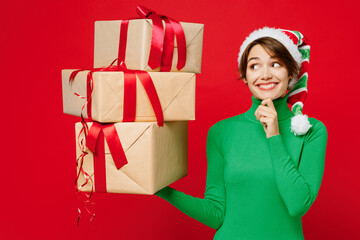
[243,78,248,84]
[287,77,292,90]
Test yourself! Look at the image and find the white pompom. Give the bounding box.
[291,114,312,136]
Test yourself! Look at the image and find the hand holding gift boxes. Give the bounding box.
[62,5,203,196]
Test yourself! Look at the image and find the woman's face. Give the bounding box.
[244,44,290,100]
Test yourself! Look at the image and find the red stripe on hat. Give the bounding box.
[299,61,309,78]
[281,30,299,45]
[288,91,307,106]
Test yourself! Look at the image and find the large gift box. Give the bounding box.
[62,70,195,122]
[75,121,188,194]
[94,19,204,73]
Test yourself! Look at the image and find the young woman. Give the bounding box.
[155,27,328,240]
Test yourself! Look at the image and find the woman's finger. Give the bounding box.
[262,98,275,111]
[257,105,275,115]
[259,115,272,124]
[255,107,275,119]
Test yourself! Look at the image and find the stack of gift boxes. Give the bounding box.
[62,7,204,195]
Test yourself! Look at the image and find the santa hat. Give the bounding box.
[238,27,312,136]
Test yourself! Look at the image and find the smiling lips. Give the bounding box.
[256,82,278,90]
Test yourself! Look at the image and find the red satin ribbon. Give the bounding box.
[136,6,164,70]
[118,20,129,68]
[166,17,186,70]
[118,5,187,71]
[86,122,128,193]
[135,71,164,126]
[75,121,95,225]
[160,19,174,72]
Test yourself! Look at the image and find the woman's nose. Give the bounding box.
[261,67,272,79]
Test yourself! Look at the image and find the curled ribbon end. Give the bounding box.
[136,5,154,18]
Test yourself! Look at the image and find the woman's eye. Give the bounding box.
[272,62,281,67]
[250,64,259,70]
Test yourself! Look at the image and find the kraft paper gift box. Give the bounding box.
[94,20,204,73]
[62,70,195,122]
[75,121,188,194]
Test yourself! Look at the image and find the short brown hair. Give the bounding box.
[238,37,300,88]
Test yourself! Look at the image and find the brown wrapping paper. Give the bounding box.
[94,19,204,73]
[62,70,195,122]
[75,121,188,194]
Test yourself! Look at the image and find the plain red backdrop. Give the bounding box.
[1,0,359,239]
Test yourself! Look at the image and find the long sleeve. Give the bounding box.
[266,120,328,218]
[155,125,226,229]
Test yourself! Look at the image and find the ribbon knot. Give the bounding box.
[86,122,127,170]
[69,63,164,127]
[118,5,187,71]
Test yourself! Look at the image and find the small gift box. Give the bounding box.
[94,19,204,73]
[75,121,188,194]
[62,70,195,123]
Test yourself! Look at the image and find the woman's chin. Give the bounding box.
[254,92,280,101]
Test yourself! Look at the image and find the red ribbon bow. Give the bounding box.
[86,122,128,193]
[69,61,164,127]
[118,5,187,71]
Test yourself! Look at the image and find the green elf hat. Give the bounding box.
[237,27,312,136]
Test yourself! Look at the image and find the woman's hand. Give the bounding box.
[254,98,280,138]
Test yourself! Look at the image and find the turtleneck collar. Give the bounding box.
[244,95,294,122]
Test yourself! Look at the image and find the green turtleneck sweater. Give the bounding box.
[155,95,328,240]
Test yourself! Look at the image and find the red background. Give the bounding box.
[1,0,359,239]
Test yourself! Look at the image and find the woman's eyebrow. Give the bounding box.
[248,56,279,63]
[248,57,259,62]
